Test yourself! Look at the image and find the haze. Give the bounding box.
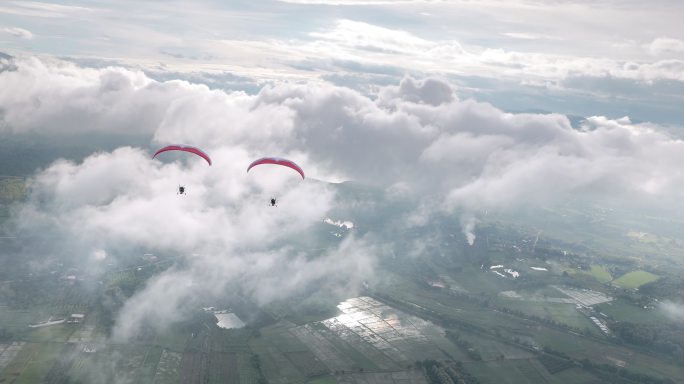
[1,1,683,383]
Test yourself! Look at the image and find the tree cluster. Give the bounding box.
[416,360,480,384]
[612,322,684,362]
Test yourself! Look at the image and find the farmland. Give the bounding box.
[2,196,684,383]
[0,176,25,201]
[612,270,659,289]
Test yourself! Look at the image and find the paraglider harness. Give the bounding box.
[178,185,186,195]
[270,197,277,207]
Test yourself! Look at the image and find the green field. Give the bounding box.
[376,272,684,382]
[0,177,25,201]
[500,301,600,334]
[250,322,331,383]
[8,343,64,384]
[585,265,612,283]
[595,298,672,325]
[24,324,77,343]
[0,309,37,333]
[557,264,612,284]
[155,324,189,352]
[307,374,337,384]
[531,326,684,380]
[612,270,659,289]
[463,358,579,384]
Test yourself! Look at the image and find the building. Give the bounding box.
[68,314,85,324]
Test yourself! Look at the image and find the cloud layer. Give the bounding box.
[1,27,33,40]
[4,56,684,338]
[3,1,683,126]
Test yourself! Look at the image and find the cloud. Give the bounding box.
[6,56,684,338]
[1,27,33,40]
[0,1,93,18]
[302,20,684,85]
[6,55,684,203]
[460,214,477,246]
[660,301,684,322]
[18,143,372,340]
[278,0,434,4]
[647,37,684,56]
[502,32,542,40]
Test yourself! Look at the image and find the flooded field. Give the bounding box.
[0,342,24,372]
[336,370,428,384]
[552,286,613,306]
[289,296,449,374]
[216,313,246,330]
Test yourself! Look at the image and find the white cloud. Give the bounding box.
[278,0,435,4]
[647,37,684,56]
[302,20,684,84]
[6,56,684,338]
[6,56,684,200]
[18,143,372,340]
[0,1,93,18]
[502,32,542,40]
[660,301,684,322]
[1,27,33,40]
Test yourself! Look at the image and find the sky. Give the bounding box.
[2,1,684,339]
[2,0,684,124]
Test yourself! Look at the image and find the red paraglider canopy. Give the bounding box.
[247,157,305,179]
[153,145,212,166]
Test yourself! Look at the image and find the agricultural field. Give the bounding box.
[373,270,684,382]
[2,211,684,383]
[0,342,64,383]
[531,326,684,380]
[612,270,659,289]
[308,374,338,384]
[498,301,600,334]
[0,342,25,373]
[336,370,427,384]
[584,265,612,283]
[465,358,602,384]
[595,298,672,325]
[555,264,612,284]
[0,308,37,335]
[24,324,76,343]
[551,286,612,307]
[320,297,449,364]
[152,348,183,383]
[0,177,25,201]
[464,359,558,384]
[252,296,487,383]
[155,324,190,352]
[249,320,329,383]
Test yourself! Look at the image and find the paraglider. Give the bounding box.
[153,145,212,166]
[153,145,211,194]
[247,157,305,206]
[247,157,304,179]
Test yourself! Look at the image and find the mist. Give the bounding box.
[4,55,684,341]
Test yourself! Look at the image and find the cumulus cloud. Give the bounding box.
[660,301,684,322]
[0,2,93,18]
[279,0,431,4]
[460,214,477,246]
[5,56,684,338]
[17,143,366,339]
[647,37,684,56]
[2,27,33,40]
[303,20,684,84]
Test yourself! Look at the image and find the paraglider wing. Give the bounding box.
[153,145,212,166]
[247,157,305,179]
